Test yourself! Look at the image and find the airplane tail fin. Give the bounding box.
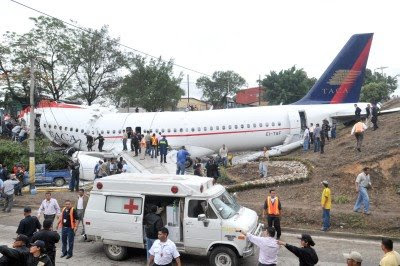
[294,33,373,105]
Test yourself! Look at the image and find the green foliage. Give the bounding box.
[217,167,235,185]
[0,138,69,171]
[360,82,390,103]
[118,56,184,111]
[196,71,246,109]
[363,68,398,94]
[333,195,350,204]
[261,66,316,105]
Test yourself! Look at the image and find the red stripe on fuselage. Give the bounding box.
[330,37,373,104]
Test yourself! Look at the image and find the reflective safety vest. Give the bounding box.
[355,122,364,133]
[58,207,77,229]
[151,136,158,146]
[266,196,280,216]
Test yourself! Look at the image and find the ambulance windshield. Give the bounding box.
[211,191,240,219]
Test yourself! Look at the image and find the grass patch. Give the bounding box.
[333,195,350,204]
[217,167,235,185]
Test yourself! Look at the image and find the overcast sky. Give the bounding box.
[1,0,400,98]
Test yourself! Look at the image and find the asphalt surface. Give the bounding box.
[0,208,390,265]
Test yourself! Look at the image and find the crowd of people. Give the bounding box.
[1,116,29,143]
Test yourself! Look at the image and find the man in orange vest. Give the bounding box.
[59,199,78,259]
[262,189,282,239]
[351,119,367,152]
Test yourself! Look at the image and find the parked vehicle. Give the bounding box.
[34,164,71,187]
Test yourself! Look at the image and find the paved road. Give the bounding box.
[0,208,387,265]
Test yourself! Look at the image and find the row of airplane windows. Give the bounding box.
[43,121,282,135]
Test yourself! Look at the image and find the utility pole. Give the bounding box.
[187,74,190,104]
[28,58,37,195]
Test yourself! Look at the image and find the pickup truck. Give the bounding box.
[35,164,71,187]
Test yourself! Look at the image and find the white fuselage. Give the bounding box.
[38,103,368,157]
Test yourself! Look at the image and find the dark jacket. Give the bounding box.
[0,245,29,266]
[143,212,163,239]
[205,161,219,178]
[355,106,361,117]
[31,229,60,254]
[0,245,53,266]
[159,138,169,154]
[285,244,319,266]
[16,215,41,238]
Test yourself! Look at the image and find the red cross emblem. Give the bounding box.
[124,198,139,214]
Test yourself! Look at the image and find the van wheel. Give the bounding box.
[209,246,238,266]
[104,244,128,261]
[54,178,65,187]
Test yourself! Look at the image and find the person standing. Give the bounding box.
[331,122,337,139]
[205,158,220,181]
[95,134,105,152]
[278,234,319,266]
[145,131,151,156]
[159,135,169,163]
[75,189,89,236]
[303,127,310,151]
[132,133,139,156]
[351,120,367,152]
[176,146,190,175]
[319,129,325,154]
[32,219,60,266]
[353,167,372,215]
[144,205,163,260]
[84,133,94,151]
[320,181,331,232]
[371,103,379,130]
[379,238,400,266]
[59,200,78,259]
[365,104,371,126]
[237,227,279,266]
[69,159,80,192]
[322,119,330,141]
[0,234,29,265]
[99,161,108,178]
[262,189,282,239]
[122,130,128,151]
[94,160,102,179]
[313,123,321,152]
[0,239,53,266]
[37,192,61,223]
[309,123,315,146]
[193,158,203,176]
[16,207,41,244]
[354,104,362,121]
[343,251,363,266]
[1,174,20,212]
[150,133,158,159]
[140,135,147,160]
[259,147,269,178]
[219,144,228,167]
[148,227,181,266]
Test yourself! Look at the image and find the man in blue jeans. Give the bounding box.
[353,167,372,215]
[59,200,78,259]
[176,146,190,175]
[313,123,321,152]
[321,181,331,231]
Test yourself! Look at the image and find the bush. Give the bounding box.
[0,138,69,171]
[333,195,350,204]
[218,167,235,185]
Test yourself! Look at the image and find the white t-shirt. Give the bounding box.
[149,239,180,265]
[77,196,84,210]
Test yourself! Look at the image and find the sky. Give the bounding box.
[1,0,400,98]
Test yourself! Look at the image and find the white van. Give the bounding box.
[84,173,262,266]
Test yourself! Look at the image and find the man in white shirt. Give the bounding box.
[37,192,61,223]
[353,167,372,215]
[2,175,20,212]
[303,127,310,151]
[219,144,228,167]
[238,227,279,266]
[351,120,368,152]
[148,227,181,266]
[75,189,89,235]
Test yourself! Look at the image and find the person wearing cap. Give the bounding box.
[32,219,60,265]
[58,199,78,259]
[16,207,41,244]
[321,180,331,232]
[343,251,363,265]
[159,135,169,163]
[380,238,400,266]
[278,234,319,266]
[25,240,53,266]
[262,189,282,239]
[0,234,29,265]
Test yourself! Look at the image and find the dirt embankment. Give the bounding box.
[236,101,400,236]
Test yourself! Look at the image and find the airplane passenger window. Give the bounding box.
[155,129,159,133]
[43,124,47,128]
[197,127,201,131]
[210,126,213,130]
[106,130,110,134]
[161,129,165,133]
[278,122,281,126]
[246,124,250,128]
[167,129,171,133]
[203,127,207,131]
[191,128,195,132]
[118,130,121,134]
[70,128,73,131]
[234,125,238,129]
[173,128,177,133]
[272,122,275,126]
[180,128,183,132]
[259,123,263,127]
[253,123,256,128]
[65,127,68,131]
[81,129,85,133]
[265,123,269,127]
[59,126,62,130]
[101,130,104,134]
[185,128,188,132]
[112,130,116,134]
[228,125,232,130]
[54,125,57,129]
[76,129,79,132]
[216,126,219,130]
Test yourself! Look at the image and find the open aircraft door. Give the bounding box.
[287,111,301,135]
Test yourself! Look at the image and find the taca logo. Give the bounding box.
[327,70,361,86]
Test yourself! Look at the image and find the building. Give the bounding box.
[176,97,210,111]
[235,87,267,107]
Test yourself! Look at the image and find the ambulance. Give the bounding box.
[84,173,263,266]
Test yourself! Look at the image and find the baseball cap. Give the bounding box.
[343,251,363,262]
[14,234,29,244]
[31,240,45,249]
[321,180,329,185]
[297,234,315,246]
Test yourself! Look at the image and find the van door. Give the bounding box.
[102,194,145,247]
[183,198,221,253]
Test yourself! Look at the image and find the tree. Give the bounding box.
[118,56,184,111]
[261,66,316,105]
[361,68,398,102]
[73,26,124,105]
[196,71,246,109]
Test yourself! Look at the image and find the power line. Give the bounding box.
[9,0,212,77]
